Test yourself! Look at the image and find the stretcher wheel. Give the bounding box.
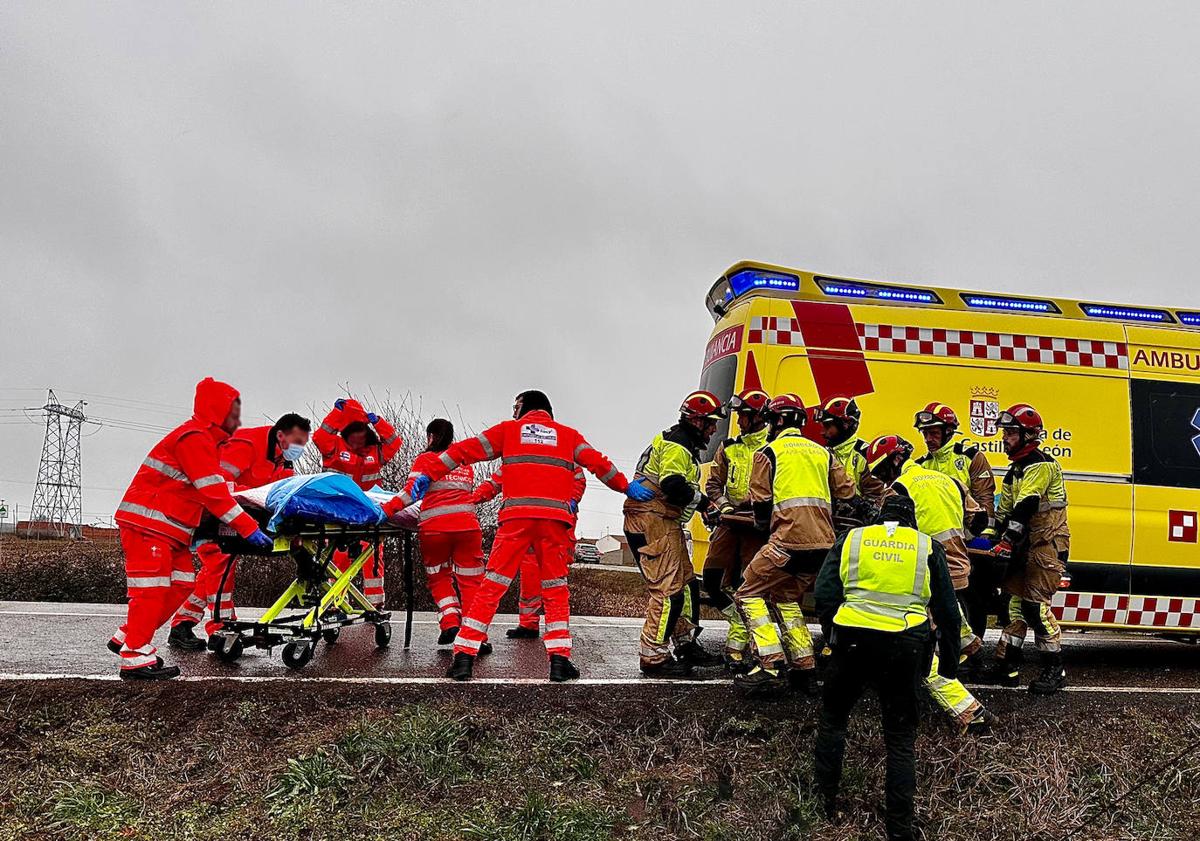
[281,640,314,670]
[213,635,243,663]
[322,628,341,645]
[374,622,391,648]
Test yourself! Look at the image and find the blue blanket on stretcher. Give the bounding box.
[263,472,386,533]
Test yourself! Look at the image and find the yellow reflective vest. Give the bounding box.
[721,426,770,507]
[765,428,835,511]
[635,432,702,521]
[834,523,933,632]
[893,460,967,543]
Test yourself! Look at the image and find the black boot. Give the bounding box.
[964,707,999,734]
[549,654,580,682]
[640,658,694,678]
[478,641,493,657]
[447,652,475,681]
[786,667,819,697]
[107,638,122,655]
[167,622,206,652]
[437,626,459,645]
[674,640,723,668]
[506,625,540,639]
[723,652,752,675]
[1029,654,1067,695]
[120,659,180,681]
[734,666,787,697]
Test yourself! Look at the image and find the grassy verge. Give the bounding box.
[1,682,1197,840]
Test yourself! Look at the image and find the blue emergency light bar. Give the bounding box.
[815,276,942,305]
[1176,311,1200,327]
[962,294,1060,314]
[726,269,801,300]
[1081,303,1174,324]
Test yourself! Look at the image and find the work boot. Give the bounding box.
[964,707,999,735]
[106,638,121,655]
[506,625,540,639]
[167,622,207,652]
[734,666,787,697]
[478,641,494,657]
[640,658,694,679]
[120,661,181,681]
[786,667,820,697]
[549,654,580,682]
[1029,657,1067,695]
[961,651,986,682]
[674,640,723,668]
[980,659,1021,687]
[723,652,751,675]
[437,626,459,646]
[447,652,475,681]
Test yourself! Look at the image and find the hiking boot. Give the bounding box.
[964,708,999,734]
[549,654,580,682]
[106,638,122,655]
[447,652,475,681]
[120,661,180,681]
[640,658,694,679]
[167,622,206,652]
[506,625,540,639]
[1029,659,1067,695]
[786,667,820,697]
[734,666,787,697]
[437,626,459,646]
[478,642,493,657]
[674,640,723,668]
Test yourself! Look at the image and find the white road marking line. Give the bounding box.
[0,672,1198,693]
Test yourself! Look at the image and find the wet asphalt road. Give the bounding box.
[1,601,1199,689]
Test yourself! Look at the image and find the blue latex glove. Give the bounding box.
[625,479,654,502]
[967,536,992,551]
[247,529,274,551]
[568,499,579,515]
[367,412,379,425]
[410,474,431,501]
[334,398,346,411]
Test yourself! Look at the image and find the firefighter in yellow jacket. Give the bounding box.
[866,435,998,733]
[984,404,1070,695]
[733,394,860,696]
[702,388,772,671]
[816,397,887,516]
[625,391,726,677]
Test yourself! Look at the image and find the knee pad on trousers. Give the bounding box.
[1020,599,1051,637]
[702,567,732,610]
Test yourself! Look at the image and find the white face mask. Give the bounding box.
[282,443,306,462]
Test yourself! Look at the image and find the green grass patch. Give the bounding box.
[44,781,141,838]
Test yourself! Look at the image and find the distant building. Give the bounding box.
[595,533,636,567]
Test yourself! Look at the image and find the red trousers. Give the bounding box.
[110,526,196,671]
[418,529,486,631]
[515,535,576,629]
[455,518,572,659]
[332,542,386,608]
[171,541,238,636]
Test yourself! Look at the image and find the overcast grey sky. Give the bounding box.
[2,2,1198,537]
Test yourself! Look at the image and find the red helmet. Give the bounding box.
[727,388,771,415]
[764,393,806,425]
[913,402,959,432]
[679,390,726,421]
[997,403,1043,433]
[865,434,914,472]
[816,397,862,435]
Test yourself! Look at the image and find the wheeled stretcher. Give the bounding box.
[200,473,421,670]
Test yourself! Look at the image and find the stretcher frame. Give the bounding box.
[208,521,417,670]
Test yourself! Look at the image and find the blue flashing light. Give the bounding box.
[816,276,941,305]
[727,269,801,298]
[1176,311,1200,327]
[963,294,1057,314]
[1081,304,1172,323]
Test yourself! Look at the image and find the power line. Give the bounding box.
[27,390,87,539]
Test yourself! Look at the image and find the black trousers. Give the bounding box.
[813,626,926,841]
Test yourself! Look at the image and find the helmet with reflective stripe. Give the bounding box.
[727,388,771,415]
[816,397,862,436]
[679,390,726,421]
[865,434,914,472]
[996,403,1043,433]
[913,402,959,431]
[764,393,806,426]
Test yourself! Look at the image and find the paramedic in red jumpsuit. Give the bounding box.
[472,464,587,638]
[385,390,653,682]
[166,413,311,651]
[314,398,403,607]
[410,418,488,647]
[108,378,273,680]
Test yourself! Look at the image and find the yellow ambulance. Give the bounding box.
[695,259,1200,636]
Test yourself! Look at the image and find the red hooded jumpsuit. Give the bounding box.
[110,378,261,672]
[170,425,295,636]
[313,400,402,607]
[388,411,628,659]
[409,449,486,632]
[471,465,587,632]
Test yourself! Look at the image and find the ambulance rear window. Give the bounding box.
[1131,379,1200,489]
[698,355,737,462]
